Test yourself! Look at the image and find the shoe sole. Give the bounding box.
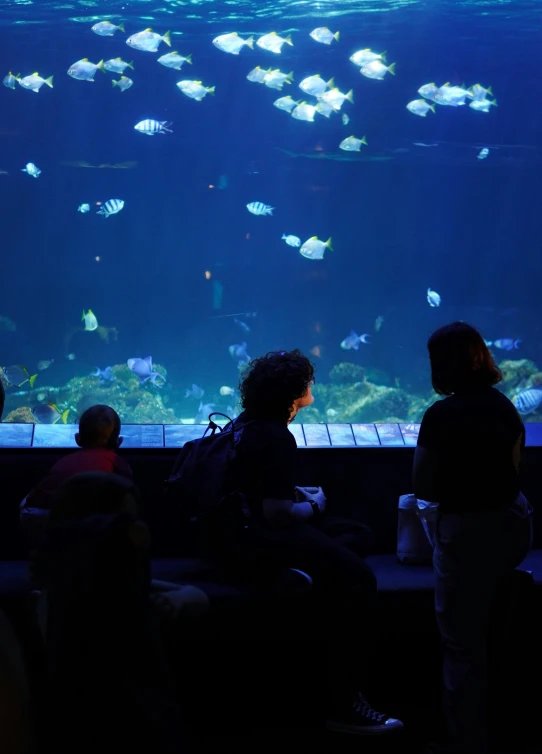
[325,720,404,735]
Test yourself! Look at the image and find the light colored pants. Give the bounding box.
[433,494,533,754]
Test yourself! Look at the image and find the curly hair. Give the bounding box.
[239,349,315,424]
[428,321,502,396]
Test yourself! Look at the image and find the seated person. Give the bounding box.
[202,349,402,735]
[32,472,193,754]
[21,405,132,548]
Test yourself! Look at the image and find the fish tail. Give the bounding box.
[29,374,38,388]
[207,86,216,95]
[491,98,498,107]
[162,30,172,46]
[61,409,70,424]
[112,79,119,86]
[246,36,254,49]
[388,62,396,75]
[44,75,54,88]
[325,237,333,251]
[128,60,135,69]
[97,60,106,72]
[346,89,354,103]
[360,135,368,145]
[285,34,294,46]
[185,54,192,64]
[334,31,340,41]
[117,22,125,32]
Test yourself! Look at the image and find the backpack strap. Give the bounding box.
[204,412,235,449]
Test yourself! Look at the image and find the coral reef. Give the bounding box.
[1,355,540,427]
[2,363,179,425]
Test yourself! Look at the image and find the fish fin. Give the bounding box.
[144,356,152,366]
[387,62,396,74]
[82,58,88,61]
[207,86,216,95]
[325,237,333,250]
[31,71,39,76]
[97,59,106,72]
[117,22,125,32]
[29,374,38,388]
[185,54,192,64]
[44,76,53,87]
[162,30,172,46]
[144,27,153,31]
[334,31,340,41]
[346,89,354,103]
[246,36,254,49]
[285,34,293,45]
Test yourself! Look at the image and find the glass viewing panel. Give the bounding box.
[0,0,540,433]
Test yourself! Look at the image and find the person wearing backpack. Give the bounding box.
[169,349,403,735]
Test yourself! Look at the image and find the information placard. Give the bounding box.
[327,424,356,447]
[33,424,78,448]
[0,423,34,448]
[120,424,164,448]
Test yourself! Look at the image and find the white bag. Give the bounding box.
[397,493,439,565]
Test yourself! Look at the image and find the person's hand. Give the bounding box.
[295,486,326,512]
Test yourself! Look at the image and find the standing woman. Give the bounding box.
[413,321,532,754]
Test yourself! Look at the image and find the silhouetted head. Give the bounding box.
[239,349,315,424]
[428,321,502,396]
[50,471,141,525]
[76,404,122,450]
[0,379,4,420]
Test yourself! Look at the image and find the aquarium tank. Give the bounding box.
[0,0,541,428]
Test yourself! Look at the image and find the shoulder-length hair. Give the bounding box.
[427,321,502,395]
[239,349,315,424]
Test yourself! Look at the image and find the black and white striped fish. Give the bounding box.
[134,119,173,136]
[97,199,125,218]
[246,201,274,216]
[514,388,542,415]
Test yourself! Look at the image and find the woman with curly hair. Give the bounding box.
[211,349,403,736]
[414,322,532,754]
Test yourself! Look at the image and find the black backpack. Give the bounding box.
[164,412,250,524]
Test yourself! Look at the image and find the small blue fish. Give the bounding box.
[92,366,115,383]
[340,330,371,350]
[127,356,166,386]
[493,338,521,351]
[185,383,205,400]
[229,342,250,366]
[514,388,542,415]
[195,401,216,424]
[427,287,441,307]
[234,317,250,334]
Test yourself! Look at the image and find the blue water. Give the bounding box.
[1,0,541,425]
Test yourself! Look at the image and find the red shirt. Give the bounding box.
[27,448,133,509]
